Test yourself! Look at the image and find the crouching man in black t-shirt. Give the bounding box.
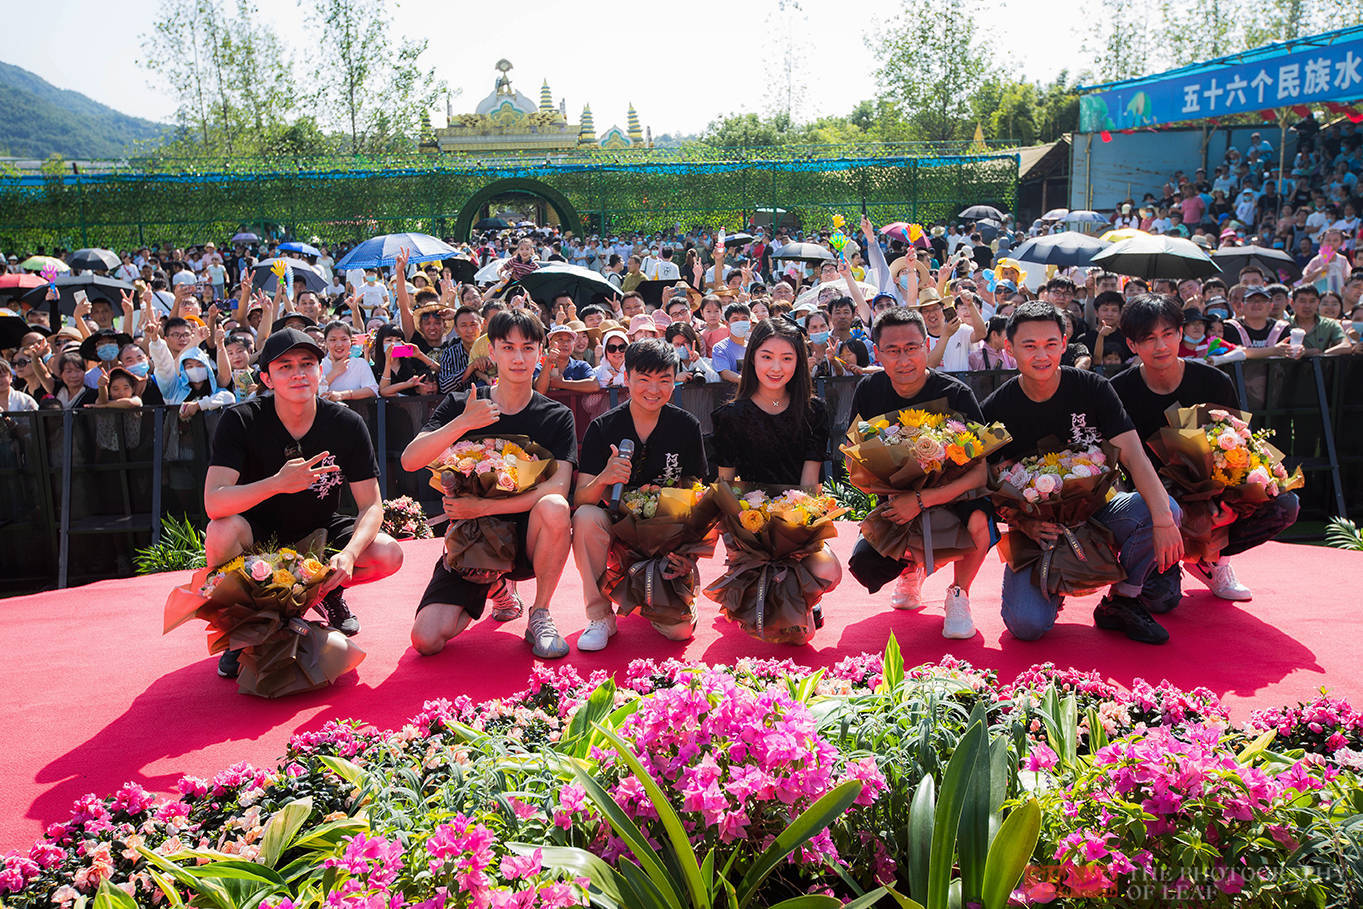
[205,328,405,680]
[400,310,576,660]
[982,303,1184,645]
[1111,295,1299,606]
[573,339,711,652]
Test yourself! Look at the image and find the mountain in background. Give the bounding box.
[0,60,169,160]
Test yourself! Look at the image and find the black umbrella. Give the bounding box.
[1011,231,1112,268]
[0,315,41,350]
[440,257,477,284]
[251,259,327,295]
[959,205,1005,221]
[67,248,120,272]
[475,217,510,230]
[1089,235,1221,279]
[515,263,619,307]
[723,232,755,248]
[770,242,833,263]
[1210,245,1301,282]
[20,274,134,316]
[231,231,260,244]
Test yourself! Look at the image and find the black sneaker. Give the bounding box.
[1093,594,1169,645]
[321,587,360,636]
[217,648,242,679]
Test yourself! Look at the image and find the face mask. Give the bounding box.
[185,366,209,383]
[96,344,119,361]
[1207,308,1230,320]
[729,320,751,340]
[126,361,149,378]
[350,344,363,359]
[365,276,377,284]
[1183,332,1204,344]
[674,344,691,362]
[809,330,831,345]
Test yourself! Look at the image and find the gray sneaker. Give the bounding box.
[524,608,569,659]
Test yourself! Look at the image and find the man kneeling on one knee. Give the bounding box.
[573,338,711,651]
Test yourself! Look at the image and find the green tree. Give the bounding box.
[871,0,995,142]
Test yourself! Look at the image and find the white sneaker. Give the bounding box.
[1186,558,1252,601]
[890,563,926,610]
[941,586,976,639]
[577,616,618,652]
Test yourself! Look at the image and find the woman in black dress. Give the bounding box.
[711,318,841,594]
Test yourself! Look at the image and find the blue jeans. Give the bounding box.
[1142,490,1300,613]
[1001,492,1182,641]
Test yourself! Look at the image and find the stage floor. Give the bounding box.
[1,537,1356,850]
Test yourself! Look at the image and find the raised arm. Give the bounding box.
[394,248,416,340]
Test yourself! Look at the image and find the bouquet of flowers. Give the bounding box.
[600,481,721,626]
[1145,404,1304,560]
[990,439,1126,596]
[703,483,848,644]
[842,400,1010,572]
[381,496,432,540]
[163,530,365,698]
[426,435,557,582]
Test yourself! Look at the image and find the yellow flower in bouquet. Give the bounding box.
[300,558,329,583]
[738,508,769,533]
[270,568,298,590]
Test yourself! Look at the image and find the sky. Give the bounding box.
[3,0,1092,137]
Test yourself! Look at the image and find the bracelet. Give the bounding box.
[914,491,925,510]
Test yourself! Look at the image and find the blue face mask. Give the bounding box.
[809,330,831,345]
[350,344,363,359]
[729,320,751,340]
[96,344,119,361]
[126,361,149,378]
[674,344,691,362]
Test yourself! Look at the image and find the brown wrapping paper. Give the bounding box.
[703,482,844,644]
[841,399,1010,570]
[601,484,720,626]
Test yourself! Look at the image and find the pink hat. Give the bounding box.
[628,313,661,336]
[652,309,671,330]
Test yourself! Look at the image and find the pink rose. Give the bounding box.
[1217,433,1240,451]
[1033,473,1061,497]
[248,559,271,581]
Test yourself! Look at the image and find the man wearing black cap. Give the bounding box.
[203,327,404,680]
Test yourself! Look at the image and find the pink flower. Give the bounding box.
[499,849,541,880]
[1026,743,1058,772]
[248,559,272,581]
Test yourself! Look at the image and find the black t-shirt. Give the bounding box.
[411,334,443,378]
[579,402,710,495]
[1061,341,1091,367]
[982,367,1135,462]
[1082,328,1133,363]
[210,396,378,536]
[421,386,577,466]
[1109,361,1238,457]
[847,369,985,430]
[711,396,830,486]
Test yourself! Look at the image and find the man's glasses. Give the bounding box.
[605,344,627,353]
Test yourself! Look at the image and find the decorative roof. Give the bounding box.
[627,104,642,143]
[474,60,537,116]
[540,80,554,113]
[578,106,597,146]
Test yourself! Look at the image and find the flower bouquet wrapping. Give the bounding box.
[600,481,721,626]
[842,400,1010,573]
[163,530,364,698]
[381,495,432,540]
[1145,404,1304,561]
[703,483,848,644]
[990,439,1127,596]
[426,435,557,583]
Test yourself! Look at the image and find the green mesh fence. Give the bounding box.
[0,150,1018,250]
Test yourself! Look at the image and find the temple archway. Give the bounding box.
[453,178,582,239]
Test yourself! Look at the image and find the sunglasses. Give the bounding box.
[13,358,31,367]
[605,344,627,353]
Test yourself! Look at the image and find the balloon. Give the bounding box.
[982,269,996,291]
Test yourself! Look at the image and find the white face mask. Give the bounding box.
[729,320,751,340]
[185,365,209,383]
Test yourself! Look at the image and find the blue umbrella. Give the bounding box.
[278,241,322,257]
[334,233,458,271]
[1063,210,1109,225]
[1010,231,1111,268]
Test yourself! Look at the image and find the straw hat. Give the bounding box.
[888,253,931,288]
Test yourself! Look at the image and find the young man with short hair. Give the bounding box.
[1286,285,1353,354]
[1111,294,1299,605]
[983,302,1184,645]
[710,302,752,384]
[401,310,576,659]
[572,339,710,651]
[846,308,994,638]
[1224,287,1299,356]
[203,328,404,679]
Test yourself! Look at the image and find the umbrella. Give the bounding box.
[515,263,619,307]
[0,273,46,303]
[19,256,69,273]
[959,205,1005,221]
[0,315,39,349]
[1099,228,1150,243]
[1010,231,1112,268]
[1041,208,1070,221]
[770,242,834,264]
[1210,245,1301,282]
[334,232,460,271]
[1064,210,1110,226]
[475,217,510,231]
[278,241,322,258]
[516,220,536,228]
[474,257,508,283]
[422,257,478,284]
[20,274,134,316]
[880,222,929,248]
[230,231,260,244]
[67,248,120,272]
[251,259,327,295]
[723,232,755,248]
[1089,235,1221,279]
[794,279,878,307]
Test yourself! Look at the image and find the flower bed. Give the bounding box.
[4,644,1362,908]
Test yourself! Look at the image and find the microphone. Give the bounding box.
[609,438,634,514]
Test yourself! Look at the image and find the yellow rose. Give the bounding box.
[738,509,769,533]
[270,568,297,589]
[301,558,328,582]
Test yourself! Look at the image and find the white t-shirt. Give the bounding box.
[357,283,390,318]
[1,389,38,412]
[649,260,681,280]
[593,360,627,387]
[929,323,976,373]
[319,357,380,395]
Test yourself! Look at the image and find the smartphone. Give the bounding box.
[73,290,89,308]
[391,343,416,358]
[943,306,958,322]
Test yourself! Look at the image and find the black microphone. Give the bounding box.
[609,438,634,513]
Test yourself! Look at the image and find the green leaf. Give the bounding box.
[982,800,1041,909]
[257,797,313,868]
[1085,706,1109,751]
[1237,729,1277,765]
[136,847,233,909]
[317,755,365,788]
[958,724,997,903]
[563,678,618,757]
[145,869,185,909]
[908,774,935,902]
[886,888,928,909]
[514,843,629,908]
[615,856,677,909]
[187,861,287,886]
[766,897,841,909]
[94,882,139,909]
[879,632,905,697]
[735,779,863,909]
[928,720,987,909]
[840,887,890,909]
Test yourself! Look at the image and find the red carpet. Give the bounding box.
[0,537,1356,851]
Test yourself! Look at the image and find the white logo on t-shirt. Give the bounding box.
[1070,414,1101,448]
[308,453,343,499]
[663,452,681,485]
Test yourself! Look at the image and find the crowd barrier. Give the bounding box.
[1,358,1357,595]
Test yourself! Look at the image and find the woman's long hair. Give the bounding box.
[735,318,812,434]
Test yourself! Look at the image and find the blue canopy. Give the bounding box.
[334,233,459,271]
[278,241,322,257]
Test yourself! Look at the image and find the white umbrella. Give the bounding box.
[474,258,508,283]
[795,280,878,308]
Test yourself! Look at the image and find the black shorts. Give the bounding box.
[246,512,355,554]
[848,497,998,594]
[417,512,535,619]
